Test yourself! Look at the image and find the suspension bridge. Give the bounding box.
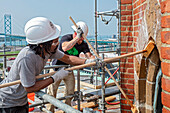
[0,14,27,47]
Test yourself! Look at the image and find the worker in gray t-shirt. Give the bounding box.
[0,17,94,113]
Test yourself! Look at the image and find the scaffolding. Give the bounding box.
[0,1,121,112]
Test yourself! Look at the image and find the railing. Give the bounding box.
[0,33,27,46]
[89,40,118,51]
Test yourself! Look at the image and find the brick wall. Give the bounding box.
[161,0,170,112]
[120,0,170,112]
[120,0,164,112]
[120,0,134,112]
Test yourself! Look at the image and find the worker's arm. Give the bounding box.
[84,52,95,59]
[24,67,69,93]
[62,27,83,51]
[58,54,86,65]
[62,36,80,51]
[24,77,53,93]
[18,57,53,93]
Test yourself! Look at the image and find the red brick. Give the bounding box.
[134,3,137,9]
[161,47,170,60]
[162,77,170,92]
[121,99,134,105]
[121,78,134,84]
[133,0,141,8]
[128,58,134,62]
[122,88,135,95]
[133,0,137,3]
[137,0,141,6]
[134,43,136,48]
[161,15,170,28]
[128,79,134,84]
[142,3,147,10]
[162,92,170,108]
[121,84,134,89]
[134,7,140,14]
[128,57,134,60]
[121,42,133,47]
[120,43,133,48]
[141,0,146,3]
[120,68,127,73]
[127,27,133,31]
[127,48,133,52]
[121,109,132,113]
[139,18,142,24]
[121,78,128,83]
[121,11,132,15]
[121,37,134,41]
[127,16,133,20]
[128,69,134,73]
[134,20,139,25]
[121,27,126,31]
[120,63,134,68]
[139,5,144,12]
[134,32,139,37]
[161,31,170,44]
[121,104,131,110]
[121,6,127,10]
[161,1,170,13]
[134,1,140,9]
[121,73,134,79]
[120,58,127,62]
[127,5,133,10]
[162,107,170,113]
[121,94,134,100]
[134,14,139,20]
[121,32,132,36]
[121,16,127,20]
[121,22,133,26]
[134,48,137,52]
[161,62,170,77]
[134,38,137,42]
[121,0,132,4]
[134,26,139,31]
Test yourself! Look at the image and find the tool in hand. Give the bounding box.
[69,16,155,113]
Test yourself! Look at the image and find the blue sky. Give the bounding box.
[0,0,118,36]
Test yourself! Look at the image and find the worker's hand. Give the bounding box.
[51,67,69,83]
[85,59,95,64]
[76,26,83,39]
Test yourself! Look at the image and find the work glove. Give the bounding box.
[85,58,103,69]
[51,67,69,83]
[76,26,84,39]
[85,59,95,64]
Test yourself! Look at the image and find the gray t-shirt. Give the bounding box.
[0,46,64,108]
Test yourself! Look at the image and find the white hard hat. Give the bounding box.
[71,21,88,38]
[24,17,61,44]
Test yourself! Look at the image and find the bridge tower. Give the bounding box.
[4,14,12,46]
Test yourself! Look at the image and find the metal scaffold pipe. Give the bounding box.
[36,91,82,113]
[97,10,119,16]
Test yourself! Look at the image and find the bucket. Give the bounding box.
[27,93,35,112]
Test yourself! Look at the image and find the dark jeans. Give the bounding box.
[0,103,29,113]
